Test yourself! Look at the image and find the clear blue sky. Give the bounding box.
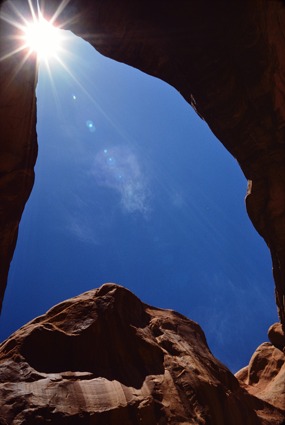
[0,30,278,372]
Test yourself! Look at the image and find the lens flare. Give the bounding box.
[0,0,71,67]
[24,15,62,60]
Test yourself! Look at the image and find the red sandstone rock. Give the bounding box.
[236,342,285,415]
[0,284,284,424]
[268,323,285,352]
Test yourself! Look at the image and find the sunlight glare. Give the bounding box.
[24,16,62,60]
[0,0,70,69]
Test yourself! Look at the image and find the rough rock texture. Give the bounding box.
[0,283,284,424]
[268,323,285,352]
[235,321,285,417]
[236,341,285,414]
[0,0,285,325]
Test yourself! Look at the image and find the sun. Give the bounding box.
[23,15,62,60]
[0,1,70,67]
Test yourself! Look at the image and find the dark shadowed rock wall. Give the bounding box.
[66,0,285,327]
[0,284,284,424]
[0,0,37,310]
[0,0,285,326]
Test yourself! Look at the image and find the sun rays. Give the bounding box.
[0,0,71,69]
[23,14,62,60]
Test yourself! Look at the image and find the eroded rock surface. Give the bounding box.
[0,284,284,424]
[236,341,285,415]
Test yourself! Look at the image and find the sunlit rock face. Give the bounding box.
[1,0,285,327]
[0,283,284,424]
[236,341,285,414]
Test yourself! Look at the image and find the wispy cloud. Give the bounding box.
[91,146,151,216]
[65,214,99,245]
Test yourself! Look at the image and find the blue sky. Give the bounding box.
[0,30,278,372]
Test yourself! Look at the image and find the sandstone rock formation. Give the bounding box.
[268,323,285,352]
[1,2,285,422]
[236,341,285,415]
[0,283,284,424]
[0,0,37,310]
[0,0,285,327]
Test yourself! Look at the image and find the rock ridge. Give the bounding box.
[0,283,284,424]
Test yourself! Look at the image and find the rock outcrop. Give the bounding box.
[0,0,285,325]
[0,283,284,424]
[236,341,285,415]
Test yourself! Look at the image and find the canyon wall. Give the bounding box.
[0,0,284,325]
[65,0,285,328]
[1,2,285,423]
[0,0,37,310]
